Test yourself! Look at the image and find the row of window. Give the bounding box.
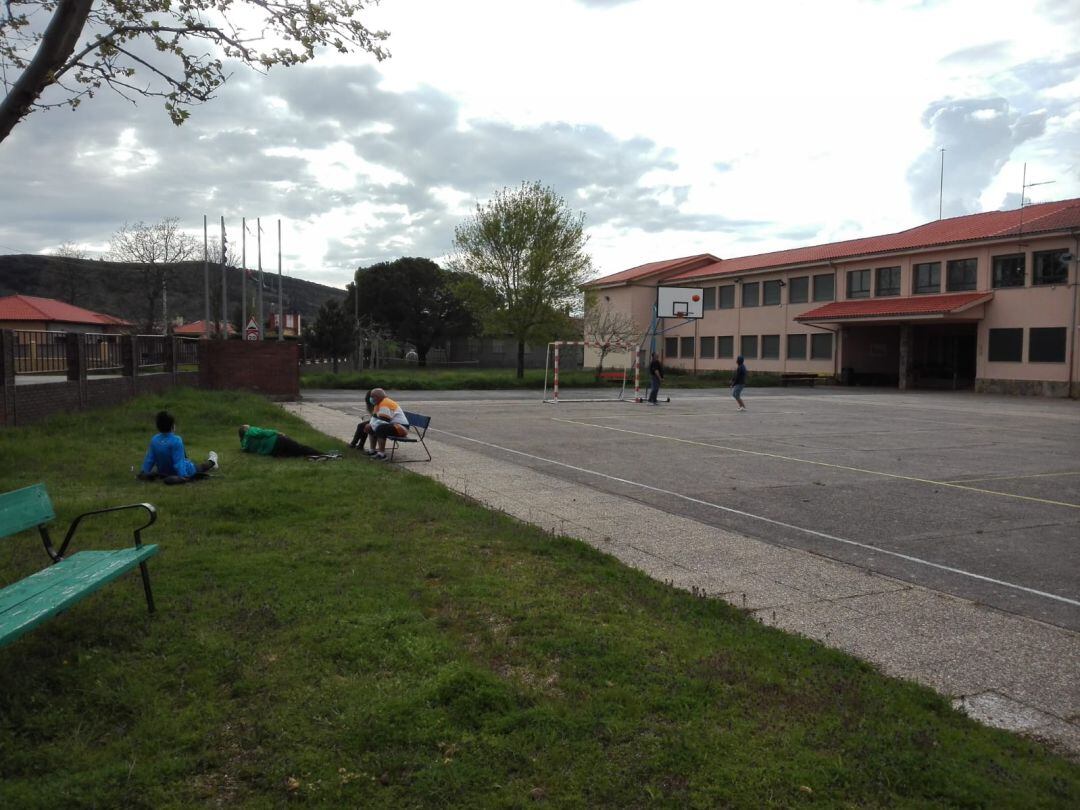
[694,249,1071,309]
[664,332,834,361]
[987,327,1067,364]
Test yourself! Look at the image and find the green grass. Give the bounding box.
[1,389,1076,808]
[301,366,780,390]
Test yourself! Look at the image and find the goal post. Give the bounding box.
[542,341,645,403]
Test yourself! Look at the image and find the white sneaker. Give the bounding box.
[208,450,219,470]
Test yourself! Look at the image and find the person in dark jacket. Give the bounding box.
[731,355,748,411]
[647,352,664,404]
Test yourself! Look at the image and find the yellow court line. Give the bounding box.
[551,417,1080,510]
[943,471,1080,484]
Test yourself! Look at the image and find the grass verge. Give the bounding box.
[0,388,1076,807]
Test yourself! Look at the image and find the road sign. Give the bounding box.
[245,316,260,341]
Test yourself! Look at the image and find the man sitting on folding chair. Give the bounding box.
[362,388,411,461]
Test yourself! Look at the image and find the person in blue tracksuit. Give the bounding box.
[139,411,218,483]
[731,355,748,411]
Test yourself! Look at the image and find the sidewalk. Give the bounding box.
[285,401,1080,759]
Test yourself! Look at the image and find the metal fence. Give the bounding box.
[84,332,123,375]
[137,334,168,373]
[12,330,69,374]
[177,337,200,369]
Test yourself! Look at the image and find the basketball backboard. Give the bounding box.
[656,286,705,319]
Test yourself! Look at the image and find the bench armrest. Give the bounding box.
[47,502,158,562]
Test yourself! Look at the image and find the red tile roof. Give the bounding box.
[174,320,237,336]
[795,292,993,322]
[583,254,720,287]
[0,294,133,326]
[667,198,1080,282]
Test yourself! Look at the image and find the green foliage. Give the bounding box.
[308,298,357,372]
[0,390,1076,806]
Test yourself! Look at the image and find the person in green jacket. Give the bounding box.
[238,425,326,457]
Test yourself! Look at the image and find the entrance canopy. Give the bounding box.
[795,292,993,325]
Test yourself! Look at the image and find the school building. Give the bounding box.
[583,197,1080,397]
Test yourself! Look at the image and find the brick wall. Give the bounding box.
[198,341,299,399]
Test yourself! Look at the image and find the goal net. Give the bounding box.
[542,341,644,403]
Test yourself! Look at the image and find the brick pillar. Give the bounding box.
[122,334,138,378]
[898,325,914,390]
[165,337,178,380]
[0,330,15,426]
[66,331,87,406]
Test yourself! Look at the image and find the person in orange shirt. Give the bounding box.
[362,388,411,460]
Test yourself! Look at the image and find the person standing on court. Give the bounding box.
[647,352,664,404]
[732,355,748,411]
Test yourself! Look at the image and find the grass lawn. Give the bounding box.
[301,367,778,391]
[1,389,1076,808]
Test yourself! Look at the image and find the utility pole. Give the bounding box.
[203,215,209,337]
[220,216,227,339]
[277,219,284,342]
[241,218,247,337]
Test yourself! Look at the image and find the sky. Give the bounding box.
[1,0,1078,289]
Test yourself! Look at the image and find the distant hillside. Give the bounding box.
[0,254,346,330]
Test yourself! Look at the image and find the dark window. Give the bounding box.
[718,285,735,309]
[761,334,780,359]
[992,254,1025,288]
[700,336,715,358]
[946,258,977,291]
[702,286,716,310]
[787,333,807,359]
[788,276,809,303]
[763,280,782,306]
[717,336,734,358]
[847,269,871,299]
[812,274,835,302]
[913,262,940,294]
[1033,250,1069,286]
[875,266,900,297]
[987,328,1023,362]
[1028,327,1066,362]
[680,336,694,358]
[811,332,833,359]
[742,282,760,307]
[665,337,678,357]
[740,335,758,358]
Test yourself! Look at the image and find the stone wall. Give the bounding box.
[974,378,1075,398]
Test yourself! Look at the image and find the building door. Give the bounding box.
[912,324,977,389]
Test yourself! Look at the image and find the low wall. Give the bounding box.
[198,340,299,399]
[974,377,1077,398]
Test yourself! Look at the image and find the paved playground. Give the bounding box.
[295,385,1080,755]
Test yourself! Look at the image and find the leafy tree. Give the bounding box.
[583,292,642,373]
[349,257,476,366]
[308,298,356,373]
[108,217,198,332]
[0,0,389,144]
[452,181,592,378]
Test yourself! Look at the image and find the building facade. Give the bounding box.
[584,199,1080,396]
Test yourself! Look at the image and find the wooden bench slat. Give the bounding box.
[0,484,55,537]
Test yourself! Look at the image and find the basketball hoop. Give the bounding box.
[674,311,687,318]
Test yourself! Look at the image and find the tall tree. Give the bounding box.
[308,298,356,373]
[0,0,389,144]
[583,293,642,373]
[108,217,198,332]
[452,181,592,378]
[350,257,476,366]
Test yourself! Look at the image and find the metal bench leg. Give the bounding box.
[139,561,156,613]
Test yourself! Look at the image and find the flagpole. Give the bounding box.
[241,217,247,338]
[278,219,284,342]
[220,215,227,339]
[203,215,209,338]
[257,218,264,341]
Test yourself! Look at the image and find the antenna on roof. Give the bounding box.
[1017,162,1056,244]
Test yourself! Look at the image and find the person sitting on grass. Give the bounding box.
[360,388,411,461]
[139,410,218,485]
[238,424,336,459]
[348,388,377,452]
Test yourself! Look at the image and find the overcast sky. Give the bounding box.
[1,0,1078,288]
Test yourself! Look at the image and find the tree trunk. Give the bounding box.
[332,356,339,373]
[0,0,94,144]
[418,347,428,367]
[517,340,525,379]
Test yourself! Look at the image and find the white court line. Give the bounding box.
[433,427,1080,609]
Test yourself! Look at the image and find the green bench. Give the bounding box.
[0,484,159,648]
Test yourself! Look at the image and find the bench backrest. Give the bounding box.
[0,484,55,539]
[403,411,430,431]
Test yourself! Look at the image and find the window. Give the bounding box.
[761,334,780,359]
[946,258,977,291]
[788,276,809,303]
[491,339,505,354]
[1028,327,1066,362]
[717,336,734,358]
[680,336,694,358]
[810,332,833,359]
[812,274,835,302]
[740,335,758,359]
[992,254,1025,288]
[787,333,807,359]
[1033,250,1069,286]
[665,337,678,357]
[988,328,1023,362]
[742,281,760,307]
[718,285,735,309]
[847,269,871,299]
[913,262,940,294]
[763,280,782,306]
[700,336,715,358]
[875,266,901,297]
[702,286,716,310]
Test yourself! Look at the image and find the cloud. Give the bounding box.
[940,41,1011,65]
[576,0,638,7]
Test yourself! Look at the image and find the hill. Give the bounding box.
[0,254,346,330]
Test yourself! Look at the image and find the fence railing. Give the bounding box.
[137,334,168,373]
[84,332,124,375]
[177,337,200,369]
[12,330,69,374]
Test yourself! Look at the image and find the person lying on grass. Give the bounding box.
[237,424,339,459]
[356,388,410,461]
[139,410,218,485]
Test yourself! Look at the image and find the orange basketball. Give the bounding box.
[692,294,700,302]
